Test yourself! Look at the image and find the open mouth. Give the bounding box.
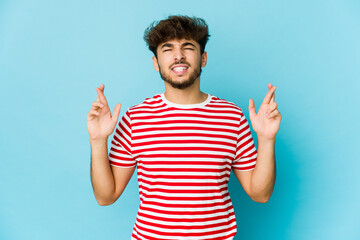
[171,65,189,75]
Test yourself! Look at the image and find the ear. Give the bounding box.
[201,51,208,67]
[152,56,159,71]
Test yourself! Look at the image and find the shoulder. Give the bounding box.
[208,95,245,116]
[127,94,164,113]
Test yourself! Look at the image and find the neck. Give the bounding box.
[164,79,207,105]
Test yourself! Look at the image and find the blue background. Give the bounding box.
[1,0,359,239]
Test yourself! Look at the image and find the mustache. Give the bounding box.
[170,60,191,68]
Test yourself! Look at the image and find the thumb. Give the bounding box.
[248,99,256,120]
[112,103,122,123]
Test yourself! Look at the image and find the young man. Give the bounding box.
[87,15,281,240]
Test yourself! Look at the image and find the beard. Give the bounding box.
[158,61,202,90]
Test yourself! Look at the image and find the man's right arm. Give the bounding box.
[90,138,135,206]
[87,84,135,206]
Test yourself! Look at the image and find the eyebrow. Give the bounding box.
[160,42,196,49]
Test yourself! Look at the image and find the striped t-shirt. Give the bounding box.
[109,93,257,240]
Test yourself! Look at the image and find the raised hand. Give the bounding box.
[248,83,282,140]
[87,84,121,141]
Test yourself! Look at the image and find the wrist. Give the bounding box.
[90,137,108,146]
[257,135,276,144]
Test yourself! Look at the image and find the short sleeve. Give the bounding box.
[109,110,137,168]
[232,113,257,171]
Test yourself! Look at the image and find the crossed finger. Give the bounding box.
[92,101,104,110]
[88,109,100,117]
[266,109,280,118]
[266,102,279,118]
[96,84,108,105]
[263,85,276,105]
[267,102,277,113]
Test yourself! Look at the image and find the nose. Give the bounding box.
[173,48,185,62]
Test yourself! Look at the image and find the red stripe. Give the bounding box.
[132,126,237,135]
[237,137,253,152]
[133,146,235,155]
[136,217,236,230]
[109,145,131,156]
[138,160,231,166]
[132,107,241,116]
[238,130,251,142]
[132,132,237,141]
[132,119,238,127]
[139,204,234,216]
[138,192,230,202]
[134,219,237,237]
[239,143,256,157]
[141,198,232,208]
[136,154,234,160]
[232,164,256,171]
[233,157,256,165]
[132,113,239,121]
[109,160,135,167]
[137,210,234,224]
[140,185,229,195]
[132,139,236,148]
[239,124,250,135]
[138,172,230,180]
[113,134,131,152]
[137,166,231,174]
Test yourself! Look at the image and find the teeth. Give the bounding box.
[173,67,188,71]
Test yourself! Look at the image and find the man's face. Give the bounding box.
[152,38,207,89]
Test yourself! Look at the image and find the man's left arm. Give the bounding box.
[233,83,281,203]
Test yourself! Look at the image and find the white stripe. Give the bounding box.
[132,117,239,125]
[109,151,132,159]
[132,136,237,145]
[133,122,238,131]
[135,150,234,157]
[236,155,257,162]
[141,200,233,212]
[135,219,236,234]
[138,190,230,198]
[138,207,233,219]
[140,182,228,191]
[138,175,230,183]
[138,164,230,170]
[237,141,256,154]
[132,129,238,138]
[139,157,232,163]
[139,195,231,205]
[133,224,237,240]
[113,132,131,149]
[136,213,236,226]
[132,109,242,118]
[132,143,236,152]
[137,169,231,176]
